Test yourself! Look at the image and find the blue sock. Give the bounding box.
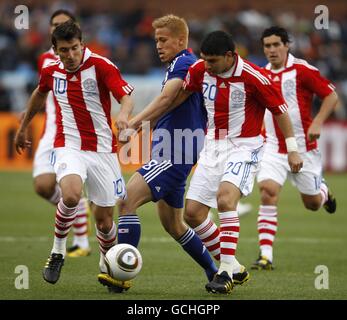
[178,228,218,281]
[117,214,141,247]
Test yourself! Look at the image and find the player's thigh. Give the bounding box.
[118,172,153,214]
[186,161,222,209]
[291,149,323,196]
[85,152,126,207]
[52,148,86,199]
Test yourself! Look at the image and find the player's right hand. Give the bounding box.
[287,151,303,173]
[14,130,31,154]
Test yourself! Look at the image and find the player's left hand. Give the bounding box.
[14,129,32,154]
[288,151,303,173]
[307,122,321,142]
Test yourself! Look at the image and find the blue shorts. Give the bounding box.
[137,159,193,208]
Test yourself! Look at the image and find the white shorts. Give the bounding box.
[51,147,126,207]
[33,138,55,178]
[187,137,264,208]
[257,147,323,195]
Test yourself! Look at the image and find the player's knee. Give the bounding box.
[62,194,80,208]
[217,194,236,212]
[260,186,278,205]
[95,218,113,234]
[184,206,202,228]
[303,199,321,211]
[34,181,55,200]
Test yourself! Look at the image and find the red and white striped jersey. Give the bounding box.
[263,53,335,153]
[183,54,288,140]
[38,48,133,153]
[37,48,59,147]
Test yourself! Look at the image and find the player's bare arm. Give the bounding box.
[116,94,134,130]
[15,87,48,154]
[129,79,192,130]
[274,112,303,173]
[116,94,134,141]
[307,91,339,142]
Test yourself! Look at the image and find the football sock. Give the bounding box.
[52,199,78,257]
[178,228,218,281]
[117,214,141,247]
[72,197,90,249]
[258,205,278,262]
[96,222,117,256]
[219,211,239,276]
[194,216,220,261]
[320,182,329,207]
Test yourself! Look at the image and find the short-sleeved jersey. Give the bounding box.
[38,48,133,153]
[262,53,335,153]
[152,49,206,164]
[183,54,288,140]
[37,48,59,146]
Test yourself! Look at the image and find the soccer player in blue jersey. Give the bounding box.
[98,14,221,293]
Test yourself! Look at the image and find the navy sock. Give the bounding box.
[178,228,218,281]
[117,214,141,247]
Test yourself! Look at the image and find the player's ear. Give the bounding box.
[80,41,85,51]
[53,46,58,55]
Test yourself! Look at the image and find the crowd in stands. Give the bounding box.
[0,0,346,118]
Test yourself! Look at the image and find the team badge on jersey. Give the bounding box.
[83,78,97,95]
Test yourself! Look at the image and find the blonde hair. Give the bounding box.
[152,14,189,41]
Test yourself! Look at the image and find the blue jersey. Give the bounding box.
[138,49,206,208]
[151,49,207,165]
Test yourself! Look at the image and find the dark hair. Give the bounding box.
[200,31,235,56]
[261,26,290,44]
[52,20,82,47]
[50,9,76,25]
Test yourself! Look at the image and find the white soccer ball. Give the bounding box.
[105,243,142,281]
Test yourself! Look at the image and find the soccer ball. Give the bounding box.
[105,243,142,281]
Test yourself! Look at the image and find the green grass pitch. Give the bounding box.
[0,171,346,300]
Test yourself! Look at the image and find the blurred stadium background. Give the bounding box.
[0,0,346,300]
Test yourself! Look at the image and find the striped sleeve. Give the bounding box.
[38,67,52,93]
[183,60,204,92]
[245,63,288,115]
[299,66,335,99]
[101,61,133,102]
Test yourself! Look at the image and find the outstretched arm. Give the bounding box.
[14,87,48,154]
[130,79,192,130]
[274,112,303,173]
